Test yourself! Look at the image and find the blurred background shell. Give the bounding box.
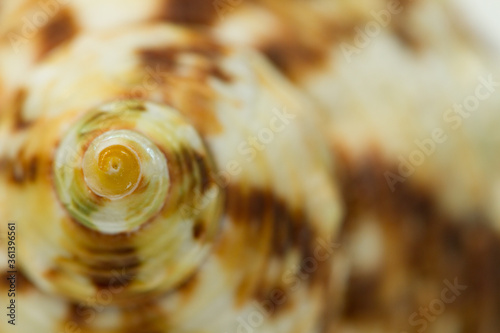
[0,0,500,332]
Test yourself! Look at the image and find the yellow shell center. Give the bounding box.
[83,144,142,199]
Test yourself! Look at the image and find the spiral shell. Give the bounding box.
[1,0,500,333]
[0,10,340,332]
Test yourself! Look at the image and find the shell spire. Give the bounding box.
[45,100,223,301]
[82,133,145,200]
[0,19,340,332]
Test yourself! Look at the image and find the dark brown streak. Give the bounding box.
[120,301,166,332]
[7,150,39,185]
[193,220,205,239]
[177,271,199,295]
[193,151,212,193]
[12,89,32,130]
[391,17,422,51]
[0,270,33,293]
[157,0,218,25]
[39,8,78,59]
[388,0,422,51]
[88,255,139,290]
[225,185,326,284]
[222,184,333,316]
[66,303,88,328]
[137,42,230,84]
[260,38,326,80]
[209,65,233,83]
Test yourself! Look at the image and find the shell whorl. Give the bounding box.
[2,0,500,332]
[1,20,341,332]
[81,130,149,201]
[43,99,222,302]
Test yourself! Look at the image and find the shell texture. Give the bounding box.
[0,0,499,333]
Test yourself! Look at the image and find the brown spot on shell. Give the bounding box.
[137,43,228,135]
[254,3,339,80]
[6,151,39,185]
[157,0,218,25]
[0,270,34,293]
[224,185,322,264]
[12,89,32,130]
[59,219,144,291]
[389,0,422,51]
[93,246,136,255]
[120,301,166,332]
[221,184,332,310]
[168,84,222,135]
[193,151,212,193]
[87,255,140,290]
[138,48,177,76]
[64,303,88,329]
[0,158,7,173]
[256,0,424,80]
[193,220,205,239]
[391,20,422,51]
[172,146,198,200]
[177,271,199,298]
[137,42,230,83]
[209,65,233,83]
[260,37,326,80]
[252,282,291,317]
[332,147,500,329]
[138,41,225,62]
[44,267,62,280]
[343,273,383,318]
[38,8,78,59]
[134,103,147,112]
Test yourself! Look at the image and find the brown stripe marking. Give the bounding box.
[225,185,322,264]
[255,3,345,80]
[157,0,218,25]
[257,0,425,79]
[174,147,198,202]
[137,44,228,135]
[137,42,231,83]
[252,280,292,317]
[120,301,166,333]
[170,83,223,135]
[138,43,225,65]
[192,219,205,239]
[59,220,143,290]
[177,271,199,299]
[94,246,136,255]
[193,151,213,193]
[60,243,140,290]
[6,150,39,185]
[391,19,422,51]
[39,8,78,59]
[389,0,422,51]
[209,65,233,83]
[64,303,89,331]
[0,270,34,293]
[12,89,32,130]
[260,37,326,80]
[138,48,177,78]
[343,273,383,318]
[0,158,7,174]
[87,255,140,290]
[222,184,332,313]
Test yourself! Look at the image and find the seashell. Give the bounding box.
[0,0,500,333]
[0,5,341,332]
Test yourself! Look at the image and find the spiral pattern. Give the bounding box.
[40,99,223,302]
